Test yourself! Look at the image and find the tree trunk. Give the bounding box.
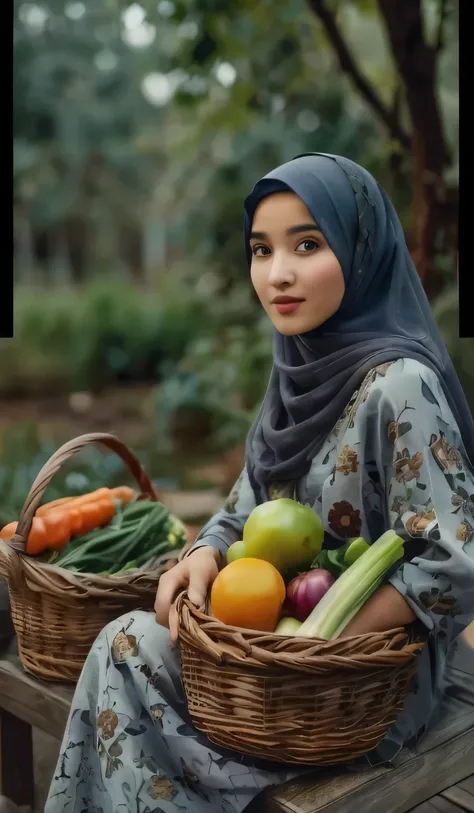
[119,225,145,284]
[377,0,456,299]
[307,0,458,298]
[65,217,88,284]
[32,228,52,286]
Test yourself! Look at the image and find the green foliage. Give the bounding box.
[14,0,431,284]
[0,280,213,395]
[0,423,130,526]
[156,315,273,448]
[10,0,464,464]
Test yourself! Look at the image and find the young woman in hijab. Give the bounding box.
[45,154,474,813]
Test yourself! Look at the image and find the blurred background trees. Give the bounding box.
[5,0,467,522]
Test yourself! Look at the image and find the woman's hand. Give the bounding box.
[154,545,221,642]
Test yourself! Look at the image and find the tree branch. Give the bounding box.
[435,0,448,53]
[377,0,450,171]
[306,0,412,152]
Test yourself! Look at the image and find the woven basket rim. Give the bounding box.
[0,537,179,599]
[177,595,423,670]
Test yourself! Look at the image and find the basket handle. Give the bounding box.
[10,432,157,554]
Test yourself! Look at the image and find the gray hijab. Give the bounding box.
[243,153,473,499]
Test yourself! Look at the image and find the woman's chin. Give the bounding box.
[272,316,321,336]
[276,323,302,336]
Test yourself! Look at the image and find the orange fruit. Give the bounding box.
[210,558,286,632]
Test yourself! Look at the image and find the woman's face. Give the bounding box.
[250,192,345,335]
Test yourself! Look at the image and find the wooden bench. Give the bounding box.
[1,650,473,813]
[0,651,73,809]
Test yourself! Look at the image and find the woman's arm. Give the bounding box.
[329,359,474,639]
[184,467,256,562]
[157,468,257,636]
[340,584,416,637]
[383,367,474,638]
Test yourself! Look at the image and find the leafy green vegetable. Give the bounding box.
[311,537,370,577]
[299,531,405,640]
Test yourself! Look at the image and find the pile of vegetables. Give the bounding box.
[1,487,133,555]
[211,499,405,640]
[0,487,187,576]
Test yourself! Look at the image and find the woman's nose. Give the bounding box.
[267,253,296,287]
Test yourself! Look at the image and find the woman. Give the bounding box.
[46,154,474,813]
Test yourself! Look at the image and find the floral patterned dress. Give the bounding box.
[45,358,474,813]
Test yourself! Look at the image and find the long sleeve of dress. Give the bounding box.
[187,467,257,559]
[375,361,473,634]
[319,358,474,636]
[315,357,474,755]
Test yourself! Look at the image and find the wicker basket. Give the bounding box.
[0,432,185,683]
[178,595,423,765]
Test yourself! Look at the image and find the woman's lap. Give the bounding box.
[46,610,473,813]
[45,610,302,813]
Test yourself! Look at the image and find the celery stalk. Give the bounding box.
[298,530,405,640]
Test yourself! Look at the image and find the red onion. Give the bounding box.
[285,569,335,622]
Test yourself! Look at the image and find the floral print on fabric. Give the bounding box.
[405,511,436,537]
[456,521,474,543]
[328,500,362,537]
[335,445,359,476]
[46,359,474,812]
[430,433,463,474]
[46,613,305,813]
[394,448,424,484]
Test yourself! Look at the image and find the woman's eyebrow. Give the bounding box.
[250,223,320,240]
[286,223,320,235]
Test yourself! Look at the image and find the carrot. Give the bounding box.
[36,488,110,517]
[0,521,18,541]
[45,495,115,549]
[109,486,135,504]
[36,486,135,518]
[68,507,83,537]
[1,492,116,555]
[79,496,115,536]
[40,511,72,553]
[1,517,51,556]
[37,496,73,514]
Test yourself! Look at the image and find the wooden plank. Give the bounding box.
[0,656,73,740]
[264,728,474,813]
[0,709,35,807]
[458,777,474,797]
[405,710,474,757]
[429,796,466,813]
[264,702,474,813]
[441,787,474,812]
[410,803,444,813]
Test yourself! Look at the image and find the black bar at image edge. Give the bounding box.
[1,262,14,339]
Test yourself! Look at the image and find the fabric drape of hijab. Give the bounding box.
[243,153,474,500]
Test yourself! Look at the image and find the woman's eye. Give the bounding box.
[252,245,271,257]
[296,239,319,252]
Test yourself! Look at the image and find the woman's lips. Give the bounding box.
[274,301,303,314]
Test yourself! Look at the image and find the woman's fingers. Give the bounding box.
[154,565,187,627]
[154,546,220,637]
[187,560,216,608]
[169,599,180,643]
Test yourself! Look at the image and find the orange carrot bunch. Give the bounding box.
[1,486,135,555]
